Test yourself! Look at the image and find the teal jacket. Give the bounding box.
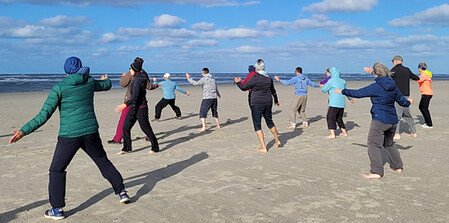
[321,67,351,108]
[20,68,111,137]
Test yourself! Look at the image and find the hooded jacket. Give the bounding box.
[154,79,187,99]
[321,67,352,108]
[20,67,111,137]
[342,76,410,124]
[280,73,319,96]
[416,70,433,96]
[187,73,220,99]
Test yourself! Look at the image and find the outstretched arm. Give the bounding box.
[94,74,112,91]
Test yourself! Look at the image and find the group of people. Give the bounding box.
[8,55,433,219]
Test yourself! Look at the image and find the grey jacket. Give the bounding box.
[188,73,220,99]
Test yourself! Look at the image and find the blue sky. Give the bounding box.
[1,0,448,74]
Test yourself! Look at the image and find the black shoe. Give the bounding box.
[108,139,122,144]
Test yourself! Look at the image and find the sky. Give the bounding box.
[0,0,449,74]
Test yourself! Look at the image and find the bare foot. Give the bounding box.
[362,173,382,179]
[393,133,401,140]
[409,133,417,138]
[275,142,282,148]
[325,134,336,139]
[198,127,206,132]
[300,124,308,128]
[257,147,268,153]
[393,168,402,173]
[116,151,128,155]
[148,150,155,155]
[340,133,348,137]
[287,125,296,129]
[216,125,221,129]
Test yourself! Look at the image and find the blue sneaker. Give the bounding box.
[44,207,64,220]
[119,189,130,203]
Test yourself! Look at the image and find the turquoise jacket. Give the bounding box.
[154,79,187,99]
[20,67,111,137]
[321,67,351,108]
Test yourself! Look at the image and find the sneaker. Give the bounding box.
[44,208,64,220]
[119,189,130,203]
[107,139,121,144]
[421,124,433,129]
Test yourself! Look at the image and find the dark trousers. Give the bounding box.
[122,105,159,152]
[326,107,346,130]
[367,120,403,176]
[49,132,124,208]
[199,98,218,118]
[155,98,181,119]
[419,95,433,126]
[251,105,275,131]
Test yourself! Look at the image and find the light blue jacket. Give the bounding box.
[154,79,187,99]
[321,67,351,108]
[280,74,319,96]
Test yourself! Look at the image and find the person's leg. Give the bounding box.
[49,137,81,208]
[365,120,387,179]
[419,95,433,127]
[199,99,211,131]
[112,106,130,143]
[251,106,266,152]
[289,96,301,127]
[262,105,281,147]
[81,132,125,194]
[211,99,220,129]
[121,107,138,154]
[383,124,403,172]
[137,106,159,153]
[154,98,169,120]
[401,98,417,135]
[298,96,308,124]
[168,99,182,118]
[326,107,337,138]
[394,102,404,138]
[336,108,347,136]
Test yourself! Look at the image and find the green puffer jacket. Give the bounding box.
[20,73,111,138]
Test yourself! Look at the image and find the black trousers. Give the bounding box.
[199,99,218,118]
[122,105,159,152]
[154,98,181,119]
[251,105,275,131]
[419,95,433,126]
[49,132,124,208]
[326,107,346,130]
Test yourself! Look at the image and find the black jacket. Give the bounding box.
[391,64,419,96]
[126,71,150,107]
[237,74,279,106]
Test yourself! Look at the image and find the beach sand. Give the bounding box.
[1,80,448,222]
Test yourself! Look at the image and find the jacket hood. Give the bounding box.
[375,76,396,91]
[422,70,432,78]
[297,73,306,80]
[63,72,88,86]
[329,67,340,78]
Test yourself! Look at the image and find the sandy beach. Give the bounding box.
[1,80,449,223]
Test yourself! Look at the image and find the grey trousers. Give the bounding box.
[290,95,308,124]
[395,98,416,134]
[367,120,403,176]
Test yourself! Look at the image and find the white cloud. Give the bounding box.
[388,4,449,27]
[235,45,264,53]
[145,39,177,48]
[191,22,215,31]
[303,0,378,13]
[202,28,260,39]
[38,15,91,27]
[100,33,128,43]
[187,39,218,47]
[117,27,196,38]
[153,14,186,28]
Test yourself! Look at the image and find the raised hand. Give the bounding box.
[233,77,241,83]
[101,74,108,80]
[185,73,191,79]
[274,76,280,81]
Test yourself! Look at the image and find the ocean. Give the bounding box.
[1,72,448,93]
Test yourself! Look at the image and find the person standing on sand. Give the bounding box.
[390,55,419,140]
[239,65,257,106]
[186,68,221,132]
[115,58,159,155]
[334,62,413,179]
[234,59,281,153]
[321,67,354,138]
[9,56,130,220]
[108,57,159,144]
[274,67,320,129]
[415,62,434,128]
[152,73,190,122]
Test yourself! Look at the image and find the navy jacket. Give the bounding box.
[236,74,279,106]
[342,77,410,124]
[126,72,150,107]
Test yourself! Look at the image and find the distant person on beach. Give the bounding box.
[390,55,419,140]
[186,68,221,132]
[239,65,257,106]
[108,57,159,145]
[334,62,413,179]
[320,67,354,138]
[320,68,331,86]
[115,57,159,155]
[274,67,320,128]
[235,59,281,152]
[415,62,433,128]
[9,56,130,220]
[152,73,190,121]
